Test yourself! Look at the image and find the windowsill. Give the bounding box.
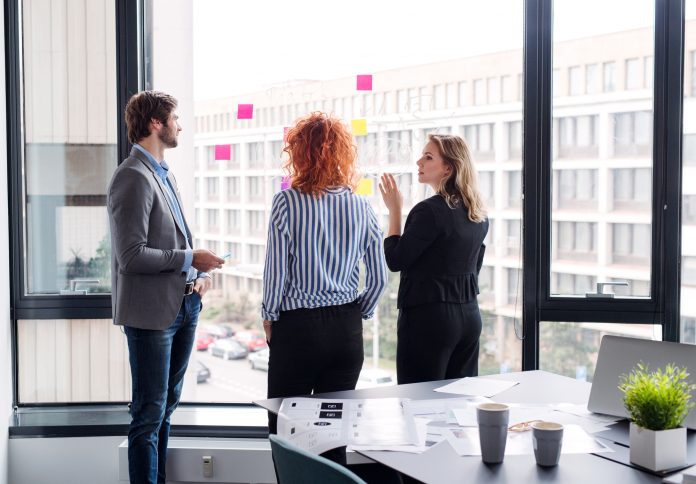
[9,404,269,439]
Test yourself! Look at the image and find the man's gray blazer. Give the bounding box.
[107,147,195,330]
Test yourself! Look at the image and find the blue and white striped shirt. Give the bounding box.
[261,186,388,321]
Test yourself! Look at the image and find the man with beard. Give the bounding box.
[108,90,225,484]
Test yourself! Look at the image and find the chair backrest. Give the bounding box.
[269,434,367,484]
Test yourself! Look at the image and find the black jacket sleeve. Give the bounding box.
[383,203,440,272]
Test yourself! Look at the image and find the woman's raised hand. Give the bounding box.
[379,173,403,213]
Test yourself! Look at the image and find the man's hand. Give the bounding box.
[263,319,272,343]
[194,275,213,297]
[192,249,225,272]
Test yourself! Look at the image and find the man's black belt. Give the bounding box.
[184,281,195,295]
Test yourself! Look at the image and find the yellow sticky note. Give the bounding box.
[352,119,367,136]
[356,178,373,196]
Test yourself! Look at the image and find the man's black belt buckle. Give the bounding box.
[184,281,194,296]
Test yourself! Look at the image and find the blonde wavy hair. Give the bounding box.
[428,134,487,223]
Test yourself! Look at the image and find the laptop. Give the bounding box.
[588,335,696,430]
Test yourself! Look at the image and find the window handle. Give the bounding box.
[585,281,629,298]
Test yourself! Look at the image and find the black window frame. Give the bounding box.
[4,0,685,408]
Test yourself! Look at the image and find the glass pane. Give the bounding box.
[539,322,661,381]
[22,0,117,295]
[140,0,526,403]
[550,0,654,298]
[683,1,696,343]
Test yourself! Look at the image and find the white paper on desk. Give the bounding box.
[403,397,491,425]
[278,397,417,454]
[433,377,519,397]
[453,403,557,428]
[444,424,613,457]
[662,464,696,483]
[350,417,431,453]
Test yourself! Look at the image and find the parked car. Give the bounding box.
[216,323,237,338]
[235,330,268,352]
[355,368,396,389]
[248,348,270,371]
[196,360,211,384]
[200,325,227,340]
[195,331,215,351]
[209,338,249,360]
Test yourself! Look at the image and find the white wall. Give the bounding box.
[0,1,13,482]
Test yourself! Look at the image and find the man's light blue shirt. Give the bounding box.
[133,143,195,279]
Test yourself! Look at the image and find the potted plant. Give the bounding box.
[619,362,696,471]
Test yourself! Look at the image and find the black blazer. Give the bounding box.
[384,195,488,309]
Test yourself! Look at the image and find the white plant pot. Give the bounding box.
[629,422,687,471]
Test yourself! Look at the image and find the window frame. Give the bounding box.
[5,0,685,407]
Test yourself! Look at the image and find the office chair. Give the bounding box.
[269,434,368,484]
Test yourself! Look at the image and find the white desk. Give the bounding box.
[255,370,662,483]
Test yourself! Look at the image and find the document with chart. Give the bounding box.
[277,397,418,454]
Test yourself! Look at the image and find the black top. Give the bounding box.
[384,195,488,309]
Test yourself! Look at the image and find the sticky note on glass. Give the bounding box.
[352,119,367,136]
[356,178,373,196]
[214,144,231,161]
[357,74,373,91]
[280,176,291,190]
[237,104,254,119]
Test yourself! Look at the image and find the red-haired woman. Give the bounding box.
[261,112,387,447]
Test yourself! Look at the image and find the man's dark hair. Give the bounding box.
[125,91,178,144]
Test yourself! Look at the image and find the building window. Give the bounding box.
[224,242,241,261]
[568,66,583,95]
[603,61,616,92]
[478,171,495,206]
[225,209,240,232]
[552,273,596,296]
[612,223,651,264]
[613,111,652,157]
[684,134,696,166]
[612,168,651,209]
[506,171,522,208]
[387,130,412,164]
[555,222,597,261]
[554,169,597,209]
[248,244,265,264]
[206,208,219,233]
[457,81,467,107]
[462,123,495,161]
[247,176,264,202]
[506,219,521,256]
[225,177,240,200]
[644,56,653,89]
[507,121,522,160]
[205,177,219,201]
[248,142,265,169]
[506,268,521,305]
[684,257,696,286]
[356,134,378,164]
[625,58,642,89]
[683,195,696,225]
[433,84,445,110]
[554,115,599,158]
[586,63,599,94]
[248,210,265,236]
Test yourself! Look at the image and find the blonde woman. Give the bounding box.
[380,134,488,384]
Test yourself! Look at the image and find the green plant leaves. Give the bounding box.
[618,362,696,431]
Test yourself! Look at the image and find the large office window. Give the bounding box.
[13,0,688,407]
[22,0,116,296]
[682,1,696,344]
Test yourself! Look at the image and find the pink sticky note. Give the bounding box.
[283,127,290,141]
[280,176,291,190]
[237,104,254,119]
[214,144,231,161]
[356,74,373,91]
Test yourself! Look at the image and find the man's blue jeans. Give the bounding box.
[124,291,201,484]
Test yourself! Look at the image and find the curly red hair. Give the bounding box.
[283,112,357,196]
